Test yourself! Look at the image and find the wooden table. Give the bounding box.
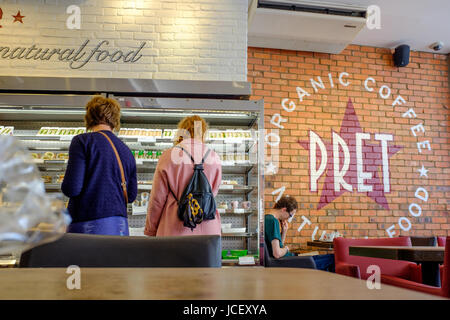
[0,268,444,300]
[290,247,307,254]
[307,241,334,249]
[290,241,333,255]
[349,246,445,287]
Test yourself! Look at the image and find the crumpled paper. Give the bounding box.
[0,135,71,255]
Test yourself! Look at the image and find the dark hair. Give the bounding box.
[84,96,121,130]
[274,195,298,213]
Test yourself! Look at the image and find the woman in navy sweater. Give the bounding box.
[62,96,137,236]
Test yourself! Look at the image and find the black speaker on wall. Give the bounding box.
[393,44,410,67]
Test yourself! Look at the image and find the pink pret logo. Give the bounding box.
[299,98,402,210]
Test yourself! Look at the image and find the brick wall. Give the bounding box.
[248,45,450,248]
[0,0,247,80]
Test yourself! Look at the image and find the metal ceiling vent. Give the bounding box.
[248,0,368,54]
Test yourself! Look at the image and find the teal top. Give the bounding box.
[264,214,294,258]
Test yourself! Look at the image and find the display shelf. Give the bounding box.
[27,146,69,151]
[129,206,147,215]
[34,160,160,170]
[14,135,70,141]
[1,76,264,266]
[44,183,62,190]
[13,134,255,145]
[221,232,256,237]
[27,159,64,166]
[221,259,240,265]
[207,139,255,152]
[130,206,256,217]
[42,160,66,164]
[33,160,67,165]
[218,185,254,195]
[137,184,152,191]
[217,209,256,216]
[129,208,256,218]
[43,182,254,197]
[135,160,158,167]
[31,157,254,171]
[129,205,255,216]
[122,184,254,194]
[19,136,256,175]
[119,137,168,144]
[221,258,257,266]
[222,164,254,174]
[136,163,255,174]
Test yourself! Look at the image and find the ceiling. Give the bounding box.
[248,0,450,54]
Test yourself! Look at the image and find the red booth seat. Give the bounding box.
[333,237,421,282]
[381,237,449,298]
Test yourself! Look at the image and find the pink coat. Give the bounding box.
[144,138,222,237]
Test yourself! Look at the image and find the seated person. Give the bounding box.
[265,195,335,272]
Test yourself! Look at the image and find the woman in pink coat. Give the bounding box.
[144,115,222,237]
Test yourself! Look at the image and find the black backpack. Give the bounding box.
[169,146,217,230]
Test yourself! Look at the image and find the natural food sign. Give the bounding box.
[265,72,432,239]
[0,39,146,69]
[0,7,146,69]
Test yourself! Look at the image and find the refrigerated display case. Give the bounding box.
[0,77,265,266]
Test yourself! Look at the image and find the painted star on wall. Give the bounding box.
[12,10,25,23]
[418,165,428,177]
[299,98,402,210]
[265,162,277,175]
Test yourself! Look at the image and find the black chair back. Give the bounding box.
[19,233,221,268]
[264,243,316,269]
[264,244,270,267]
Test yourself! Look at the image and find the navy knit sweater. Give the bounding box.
[61,130,137,223]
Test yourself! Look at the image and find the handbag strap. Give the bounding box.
[98,131,128,205]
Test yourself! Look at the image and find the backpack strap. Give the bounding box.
[201,149,212,164]
[175,146,195,163]
[168,184,178,203]
[169,146,211,202]
[175,146,211,164]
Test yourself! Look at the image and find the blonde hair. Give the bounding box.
[175,115,208,145]
[84,96,121,131]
